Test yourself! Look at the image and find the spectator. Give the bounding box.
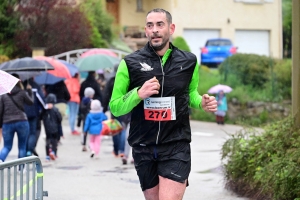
[215,90,228,125]
[83,100,107,159]
[65,73,81,135]
[45,80,70,118]
[41,93,62,161]
[80,87,95,151]
[102,66,128,158]
[23,78,48,156]
[79,71,102,103]
[0,74,34,162]
[78,71,103,128]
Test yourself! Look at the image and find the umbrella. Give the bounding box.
[34,72,66,85]
[9,71,42,81]
[57,59,78,77]
[75,54,120,72]
[34,56,72,79]
[0,70,19,95]
[81,48,118,58]
[208,84,233,94]
[0,57,54,72]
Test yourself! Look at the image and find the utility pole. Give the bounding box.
[292,0,300,127]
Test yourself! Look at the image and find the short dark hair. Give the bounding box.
[146,8,172,24]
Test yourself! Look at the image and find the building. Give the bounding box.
[104,0,282,59]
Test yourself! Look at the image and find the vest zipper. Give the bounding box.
[150,45,166,145]
[156,56,165,144]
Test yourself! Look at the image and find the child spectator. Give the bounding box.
[80,87,95,151]
[41,93,62,161]
[83,100,107,159]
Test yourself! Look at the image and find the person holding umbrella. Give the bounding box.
[0,70,19,145]
[0,74,34,162]
[207,84,232,125]
[215,90,228,125]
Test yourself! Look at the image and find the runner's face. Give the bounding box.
[145,12,175,51]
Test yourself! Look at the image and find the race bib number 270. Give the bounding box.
[144,97,176,121]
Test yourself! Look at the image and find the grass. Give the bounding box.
[192,66,290,125]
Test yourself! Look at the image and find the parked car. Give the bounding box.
[200,38,237,67]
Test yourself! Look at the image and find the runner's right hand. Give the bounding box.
[138,77,160,99]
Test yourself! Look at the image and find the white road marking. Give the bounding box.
[192,132,214,137]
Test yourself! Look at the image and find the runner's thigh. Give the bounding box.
[132,147,159,191]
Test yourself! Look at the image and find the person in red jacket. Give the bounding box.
[65,73,81,135]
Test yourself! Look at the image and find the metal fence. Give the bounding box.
[0,156,48,200]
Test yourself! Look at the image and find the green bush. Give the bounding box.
[218,54,291,102]
[172,36,191,52]
[219,53,272,88]
[273,59,292,99]
[222,116,300,200]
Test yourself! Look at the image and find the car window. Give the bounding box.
[206,40,232,46]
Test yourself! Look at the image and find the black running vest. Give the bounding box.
[124,43,198,147]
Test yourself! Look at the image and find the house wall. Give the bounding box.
[118,0,282,58]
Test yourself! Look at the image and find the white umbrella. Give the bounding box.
[208,84,233,94]
[0,70,19,95]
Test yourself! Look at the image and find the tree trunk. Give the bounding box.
[292,0,300,128]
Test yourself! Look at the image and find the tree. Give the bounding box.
[14,0,92,56]
[0,0,19,57]
[80,0,114,47]
[45,7,92,56]
[17,0,58,48]
[282,0,292,58]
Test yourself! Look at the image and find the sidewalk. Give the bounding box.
[5,119,249,200]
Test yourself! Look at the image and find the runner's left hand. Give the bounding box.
[201,94,217,112]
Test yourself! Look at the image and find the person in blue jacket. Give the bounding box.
[215,90,228,125]
[83,100,107,159]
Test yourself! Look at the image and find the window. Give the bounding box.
[206,39,232,47]
[137,0,143,12]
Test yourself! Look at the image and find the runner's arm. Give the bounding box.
[109,59,142,117]
[189,63,203,110]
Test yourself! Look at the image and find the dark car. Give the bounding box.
[200,38,237,67]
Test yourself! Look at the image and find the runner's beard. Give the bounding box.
[150,37,169,51]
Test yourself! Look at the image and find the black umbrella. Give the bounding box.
[0,57,54,72]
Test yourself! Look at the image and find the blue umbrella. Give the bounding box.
[57,59,78,77]
[34,72,65,85]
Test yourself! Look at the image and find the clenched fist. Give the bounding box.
[138,76,160,99]
[201,94,217,112]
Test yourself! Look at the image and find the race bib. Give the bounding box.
[144,97,176,121]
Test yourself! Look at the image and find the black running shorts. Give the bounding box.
[132,141,191,191]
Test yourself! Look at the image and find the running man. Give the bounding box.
[109,8,217,200]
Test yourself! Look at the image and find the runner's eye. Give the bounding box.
[157,22,165,28]
[146,23,154,29]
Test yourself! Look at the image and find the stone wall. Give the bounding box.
[227,98,291,120]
